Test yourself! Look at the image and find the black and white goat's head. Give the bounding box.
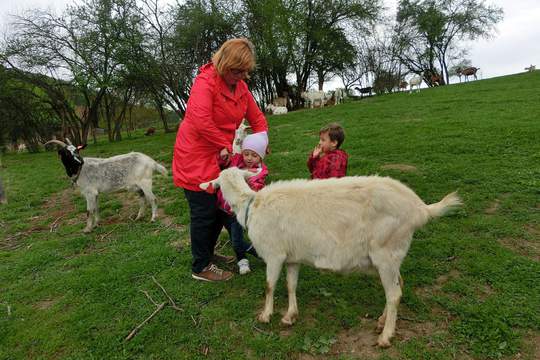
[44,138,87,177]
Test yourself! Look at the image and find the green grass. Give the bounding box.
[1,71,539,359]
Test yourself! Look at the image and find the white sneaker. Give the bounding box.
[238,259,251,275]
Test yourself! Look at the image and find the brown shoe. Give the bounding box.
[192,264,233,282]
[212,253,235,264]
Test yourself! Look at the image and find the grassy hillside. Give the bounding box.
[0,71,539,359]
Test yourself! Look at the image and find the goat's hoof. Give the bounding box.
[376,336,391,348]
[82,228,93,234]
[257,313,271,323]
[280,315,296,326]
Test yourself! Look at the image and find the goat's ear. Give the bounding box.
[200,179,219,191]
[77,144,87,151]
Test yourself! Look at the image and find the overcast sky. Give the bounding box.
[1,0,538,81]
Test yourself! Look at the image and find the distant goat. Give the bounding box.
[0,177,6,204]
[334,88,345,104]
[301,90,326,108]
[201,168,461,348]
[431,74,443,86]
[524,65,536,72]
[17,143,27,153]
[45,139,167,233]
[145,127,156,136]
[272,97,288,108]
[266,104,288,115]
[354,86,373,98]
[399,81,408,91]
[458,67,479,82]
[409,76,422,93]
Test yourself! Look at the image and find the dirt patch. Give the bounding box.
[509,330,540,360]
[485,193,512,215]
[499,237,540,262]
[328,316,451,359]
[34,298,59,310]
[415,269,464,305]
[380,164,418,172]
[485,199,501,214]
[39,188,181,232]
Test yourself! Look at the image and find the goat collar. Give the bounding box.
[70,163,83,186]
[244,196,255,229]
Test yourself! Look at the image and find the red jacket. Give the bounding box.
[172,63,268,191]
[307,149,348,179]
[217,154,268,214]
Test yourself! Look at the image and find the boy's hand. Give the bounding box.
[312,145,322,158]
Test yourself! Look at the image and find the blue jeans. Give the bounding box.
[220,211,256,261]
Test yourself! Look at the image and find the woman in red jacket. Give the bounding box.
[172,38,268,282]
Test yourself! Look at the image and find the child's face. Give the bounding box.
[242,149,262,168]
[318,132,338,153]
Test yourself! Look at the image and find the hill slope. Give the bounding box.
[0,71,539,359]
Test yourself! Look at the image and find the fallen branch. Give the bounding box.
[140,290,159,306]
[98,225,119,242]
[125,302,166,341]
[151,276,183,312]
[49,215,66,232]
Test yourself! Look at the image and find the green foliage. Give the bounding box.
[395,0,504,83]
[0,70,539,359]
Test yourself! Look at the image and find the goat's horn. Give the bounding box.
[44,140,67,147]
[65,138,73,145]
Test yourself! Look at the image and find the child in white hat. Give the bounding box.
[217,131,269,274]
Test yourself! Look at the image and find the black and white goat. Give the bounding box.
[45,139,167,233]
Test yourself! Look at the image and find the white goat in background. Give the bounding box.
[201,168,461,347]
[265,104,288,115]
[409,76,422,93]
[45,139,167,233]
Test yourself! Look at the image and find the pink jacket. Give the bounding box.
[172,63,268,191]
[217,154,268,214]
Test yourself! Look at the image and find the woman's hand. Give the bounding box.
[220,148,231,165]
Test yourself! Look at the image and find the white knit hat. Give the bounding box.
[241,131,268,159]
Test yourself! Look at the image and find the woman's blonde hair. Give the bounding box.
[212,38,256,76]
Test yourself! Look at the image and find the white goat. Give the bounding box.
[525,65,536,72]
[301,90,326,108]
[334,88,345,104]
[409,76,422,93]
[201,168,461,347]
[272,97,288,107]
[45,139,167,233]
[233,121,251,154]
[17,143,27,153]
[266,104,288,115]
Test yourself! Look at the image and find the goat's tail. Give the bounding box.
[153,162,168,176]
[426,191,462,219]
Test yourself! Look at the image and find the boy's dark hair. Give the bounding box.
[320,123,345,148]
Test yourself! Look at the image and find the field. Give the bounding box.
[1,72,539,359]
